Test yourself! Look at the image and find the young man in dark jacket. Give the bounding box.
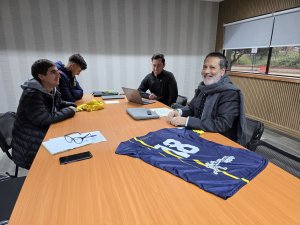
[167,52,246,146]
[12,59,77,169]
[55,53,87,102]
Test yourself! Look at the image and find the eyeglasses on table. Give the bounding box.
[64,132,96,144]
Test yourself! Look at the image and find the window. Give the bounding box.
[226,48,269,73]
[223,7,300,78]
[269,46,300,77]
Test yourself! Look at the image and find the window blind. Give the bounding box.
[223,14,274,50]
[271,8,300,47]
[223,7,300,50]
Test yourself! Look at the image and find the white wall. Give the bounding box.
[0,0,219,112]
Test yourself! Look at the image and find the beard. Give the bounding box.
[203,74,222,86]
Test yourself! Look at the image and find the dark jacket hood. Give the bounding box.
[55,61,72,77]
[21,78,56,96]
[55,61,65,71]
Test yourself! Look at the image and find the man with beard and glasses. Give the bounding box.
[167,52,246,146]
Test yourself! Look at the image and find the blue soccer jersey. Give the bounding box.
[115,128,268,199]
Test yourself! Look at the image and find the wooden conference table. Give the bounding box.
[9,95,300,225]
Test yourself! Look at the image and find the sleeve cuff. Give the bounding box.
[185,116,189,127]
[176,109,182,116]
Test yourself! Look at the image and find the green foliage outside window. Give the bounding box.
[226,46,300,77]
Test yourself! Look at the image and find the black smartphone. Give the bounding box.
[59,151,93,165]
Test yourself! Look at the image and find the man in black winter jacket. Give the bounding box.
[12,59,77,169]
[167,52,246,146]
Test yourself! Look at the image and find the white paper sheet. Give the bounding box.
[104,100,120,104]
[150,108,172,117]
[42,131,107,155]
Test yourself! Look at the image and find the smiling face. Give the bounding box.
[201,56,226,86]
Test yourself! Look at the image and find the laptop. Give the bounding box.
[101,95,125,100]
[122,87,155,105]
[91,91,118,97]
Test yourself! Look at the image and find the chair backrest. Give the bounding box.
[255,141,300,179]
[245,117,264,151]
[176,95,188,106]
[0,176,26,223]
[0,112,16,159]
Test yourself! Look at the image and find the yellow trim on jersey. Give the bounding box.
[241,178,250,183]
[193,159,249,183]
[134,137,249,183]
[192,130,205,135]
[134,137,182,159]
[133,137,155,149]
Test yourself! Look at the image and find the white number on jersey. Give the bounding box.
[154,139,199,158]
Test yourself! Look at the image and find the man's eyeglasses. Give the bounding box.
[64,132,96,144]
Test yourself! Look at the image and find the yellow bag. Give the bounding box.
[77,100,105,112]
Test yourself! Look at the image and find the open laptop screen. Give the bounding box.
[122,87,155,105]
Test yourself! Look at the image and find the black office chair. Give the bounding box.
[176,95,188,106]
[245,117,264,151]
[171,95,188,109]
[255,140,300,179]
[0,175,26,224]
[0,112,19,177]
